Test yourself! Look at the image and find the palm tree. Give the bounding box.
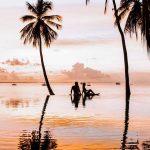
[86,0,131,100]
[117,0,150,52]
[20,0,62,95]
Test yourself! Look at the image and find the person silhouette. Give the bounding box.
[70,82,81,96]
[82,82,99,96]
[70,82,81,109]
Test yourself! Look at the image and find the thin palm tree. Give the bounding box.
[86,0,131,100]
[20,0,62,95]
[117,0,150,52]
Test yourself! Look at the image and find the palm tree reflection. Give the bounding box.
[121,99,139,150]
[18,95,57,150]
[142,141,150,149]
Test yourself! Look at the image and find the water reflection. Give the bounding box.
[82,95,94,107]
[70,94,81,108]
[121,98,140,150]
[18,95,57,150]
[18,130,57,150]
[142,141,150,149]
[2,98,29,108]
[70,94,95,109]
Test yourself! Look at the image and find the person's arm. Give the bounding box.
[70,86,73,95]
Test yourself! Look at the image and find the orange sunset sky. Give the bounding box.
[0,0,150,83]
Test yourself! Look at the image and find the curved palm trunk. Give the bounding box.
[39,36,55,95]
[112,0,131,101]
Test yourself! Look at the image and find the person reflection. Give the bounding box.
[18,95,57,150]
[70,93,81,109]
[82,94,94,107]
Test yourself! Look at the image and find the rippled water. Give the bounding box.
[0,83,150,150]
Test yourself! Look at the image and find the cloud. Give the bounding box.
[1,59,41,67]
[2,58,30,66]
[1,63,150,84]
[0,67,39,82]
[61,63,110,82]
[0,63,110,83]
[55,38,114,46]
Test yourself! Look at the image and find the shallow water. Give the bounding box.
[0,83,150,150]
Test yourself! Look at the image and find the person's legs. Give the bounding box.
[87,89,95,95]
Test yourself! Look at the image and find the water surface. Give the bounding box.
[0,83,150,149]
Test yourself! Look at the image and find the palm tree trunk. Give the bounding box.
[39,36,55,95]
[112,0,131,101]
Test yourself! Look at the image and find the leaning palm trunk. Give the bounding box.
[86,0,131,100]
[112,0,131,101]
[39,36,55,95]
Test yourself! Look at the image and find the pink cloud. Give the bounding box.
[61,63,110,82]
[2,58,30,66]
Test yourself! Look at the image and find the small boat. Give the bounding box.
[12,83,17,86]
[116,82,120,85]
[42,83,46,86]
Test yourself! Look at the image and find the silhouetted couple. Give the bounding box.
[70,82,99,108]
[71,82,99,97]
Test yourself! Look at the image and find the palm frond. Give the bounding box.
[120,0,132,5]
[42,1,53,14]
[36,0,52,16]
[20,22,35,46]
[20,15,36,22]
[86,0,90,5]
[141,0,150,52]
[20,22,35,39]
[115,0,133,24]
[104,0,108,14]
[124,1,142,38]
[46,21,62,30]
[42,15,63,22]
[40,21,58,47]
[26,2,37,15]
[31,21,41,47]
[118,0,133,13]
